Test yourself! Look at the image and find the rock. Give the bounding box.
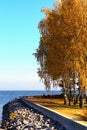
[23,119,29,125]
[59,126,66,130]
[30,127,34,130]
[2,98,66,130]
[51,126,55,130]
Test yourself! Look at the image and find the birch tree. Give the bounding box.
[35,0,87,107]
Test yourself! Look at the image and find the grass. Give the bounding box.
[25,96,87,125]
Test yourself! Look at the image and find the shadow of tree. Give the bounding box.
[73,114,87,121]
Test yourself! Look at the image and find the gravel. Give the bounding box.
[2,99,66,130]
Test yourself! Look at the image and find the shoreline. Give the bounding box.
[1,97,65,130]
[1,94,87,130]
[0,90,61,123]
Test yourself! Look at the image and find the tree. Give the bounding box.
[34,0,87,107]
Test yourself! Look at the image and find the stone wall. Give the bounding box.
[2,98,65,130]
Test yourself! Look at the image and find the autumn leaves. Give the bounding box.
[34,0,87,106]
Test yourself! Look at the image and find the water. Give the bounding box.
[0,90,61,121]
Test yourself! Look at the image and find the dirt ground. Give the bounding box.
[25,96,87,126]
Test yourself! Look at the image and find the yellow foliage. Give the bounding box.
[35,0,87,90]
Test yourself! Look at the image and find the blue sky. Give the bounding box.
[0,0,56,90]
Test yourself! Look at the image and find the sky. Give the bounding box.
[0,0,57,90]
